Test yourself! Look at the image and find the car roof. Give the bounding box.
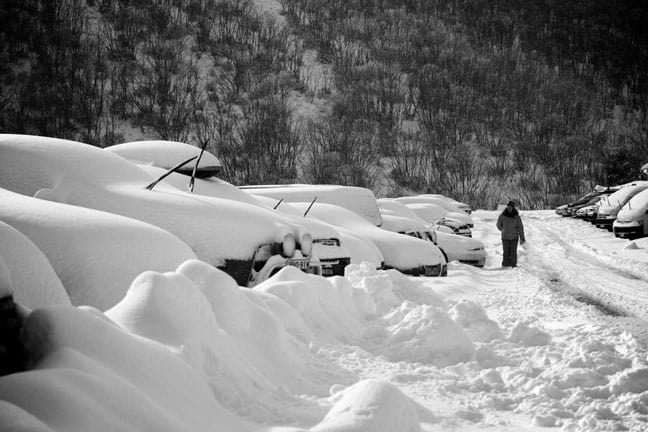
[107,140,223,178]
[241,184,383,227]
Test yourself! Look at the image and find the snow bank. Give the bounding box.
[0,304,254,432]
[106,260,344,424]
[255,266,369,343]
[311,379,421,432]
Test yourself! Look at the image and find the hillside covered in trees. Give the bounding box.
[1,0,647,208]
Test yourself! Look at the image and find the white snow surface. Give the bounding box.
[2,210,648,431]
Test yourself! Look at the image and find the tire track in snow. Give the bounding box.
[521,212,648,321]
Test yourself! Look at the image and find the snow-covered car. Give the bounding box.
[107,139,224,179]
[0,218,71,310]
[394,195,474,227]
[107,140,352,277]
[261,197,384,270]
[407,194,472,214]
[287,201,448,277]
[613,188,648,239]
[0,134,321,287]
[398,202,472,237]
[240,184,384,226]
[0,187,197,310]
[594,181,648,231]
[378,199,486,267]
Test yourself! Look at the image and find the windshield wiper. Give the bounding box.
[146,156,198,190]
[303,196,318,217]
[188,141,209,193]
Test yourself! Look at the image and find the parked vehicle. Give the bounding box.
[0,134,321,287]
[394,195,474,227]
[240,184,383,227]
[263,197,385,270]
[574,195,609,222]
[108,139,223,178]
[287,201,448,277]
[555,185,620,217]
[564,194,610,217]
[613,188,648,239]
[0,187,197,310]
[595,181,648,231]
[0,218,70,310]
[399,202,473,237]
[403,194,472,214]
[108,140,352,277]
[378,199,486,267]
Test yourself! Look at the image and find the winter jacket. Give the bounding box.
[496,208,525,241]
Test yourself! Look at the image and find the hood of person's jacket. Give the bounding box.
[502,208,519,217]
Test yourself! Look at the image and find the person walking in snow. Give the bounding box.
[496,200,525,267]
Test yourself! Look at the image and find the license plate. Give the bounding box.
[286,259,309,270]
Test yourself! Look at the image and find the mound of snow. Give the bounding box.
[0,305,253,432]
[509,321,552,346]
[311,379,422,432]
[107,261,348,423]
[381,302,474,366]
[449,300,504,342]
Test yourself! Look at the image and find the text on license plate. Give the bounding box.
[286,259,309,270]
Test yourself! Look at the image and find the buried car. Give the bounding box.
[286,201,448,277]
[0,134,320,287]
[0,187,197,310]
[107,140,353,276]
[414,194,473,214]
[394,195,474,228]
[398,202,473,237]
[378,199,486,267]
[240,184,384,227]
[262,196,384,270]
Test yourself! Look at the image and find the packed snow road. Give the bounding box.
[499,211,648,333]
[474,210,648,341]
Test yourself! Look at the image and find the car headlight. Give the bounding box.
[282,233,296,258]
[470,247,483,251]
[300,233,313,257]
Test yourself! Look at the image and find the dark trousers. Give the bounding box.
[502,238,519,267]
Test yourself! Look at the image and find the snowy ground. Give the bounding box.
[3,209,648,432]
